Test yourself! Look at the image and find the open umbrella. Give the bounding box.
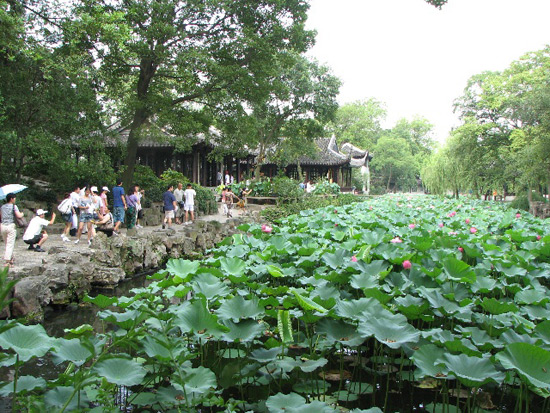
[0,184,27,201]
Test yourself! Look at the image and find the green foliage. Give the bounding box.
[271,176,304,200]
[261,193,360,222]
[4,195,550,411]
[510,191,547,211]
[312,179,340,195]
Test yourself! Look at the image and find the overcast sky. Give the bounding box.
[305,0,550,143]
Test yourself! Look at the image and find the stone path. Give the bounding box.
[7,203,263,271]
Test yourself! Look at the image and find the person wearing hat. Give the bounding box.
[100,186,109,216]
[22,209,56,252]
[1,193,25,266]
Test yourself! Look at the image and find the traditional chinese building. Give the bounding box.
[110,124,370,188]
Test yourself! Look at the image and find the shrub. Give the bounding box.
[261,193,362,223]
[312,179,340,195]
[510,190,547,211]
[271,176,304,201]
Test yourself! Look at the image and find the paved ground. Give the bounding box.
[6,203,264,270]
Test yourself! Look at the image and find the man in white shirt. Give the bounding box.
[173,182,185,225]
[23,209,56,252]
[183,183,197,223]
[69,185,81,232]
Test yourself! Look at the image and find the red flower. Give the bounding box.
[403,260,412,270]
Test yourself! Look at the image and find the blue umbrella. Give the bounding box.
[0,184,27,201]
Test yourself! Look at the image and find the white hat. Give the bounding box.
[102,186,110,192]
[90,186,98,193]
[36,209,48,215]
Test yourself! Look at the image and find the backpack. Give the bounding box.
[58,199,72,214]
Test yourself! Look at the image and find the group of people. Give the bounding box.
[162,183,196,228]
[0,181,149,268]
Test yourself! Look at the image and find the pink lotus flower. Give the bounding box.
[430,205,435,209]
[407,204,413,208]
[409,224,416,229]
[458,247,464,252]
[516,213,521,218]
[470,227,477,234]
[369,206,373,210]
[334,223,338,227]
[447,211,456,217]
[439,223,444,228]
[351,255,357,262]
[261,224,272,233]
[334,209,338,213]
[449,231,458,236]
[465,218,470,224]
[403,260,412,270]
[537,235,542,240]
[390,237,403,243]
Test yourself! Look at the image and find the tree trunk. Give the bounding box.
[386,166,392,192]
[121,58,157,188]
[122,108,148,189]
[528,185,533,203]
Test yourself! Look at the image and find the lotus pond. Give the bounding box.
[1,195,550,412]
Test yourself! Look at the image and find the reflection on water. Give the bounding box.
[44,272,152,338]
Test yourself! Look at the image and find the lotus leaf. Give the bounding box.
[173,300,229,337]
[322,248,348,269]
[411,344,447,379]
[316,318,364,346]
[52,338,93,366]
[423,403,461,413]
[290,289,328,313]
[166,259,200,283]
[496,342,550,390]
[94,358,146,386]
[192,272,230,300]
[481,298,519,315]
[442,353,504,387]
[442,256,476,283]
[0,324,54,361]
[180,365,217,395]
[217,295,264,322]
[44,386,90,410]
[0,375,46,396]
[358,317,420,349]
[250,347,282,363]
[335,297,383,320]
[83,294,117,309]
[515,288,549,305]
[219,256,247,280]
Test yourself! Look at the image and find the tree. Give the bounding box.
[371,135,416,192]
[64,0,314,188]
[216,53,340,178]
[330,98,386,150]
[0,0,104,185]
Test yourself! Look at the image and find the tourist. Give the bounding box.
[90,186,102,222]
[57,192,73,242]
[125,185,139,230]
[183,183,196,223]
[216,170,223,186]
[221,187,228,216]
[69,184,81,235]
[96,208,114,237]
[74,187,94,245]
[224,188,240,218]
[100,186,109,215]
[112,179,127,236]
[174,182,184,224]
[136,187,144,228]
[1,193,25,267]
[224,170,230,186]
[23,209,56,252]
[162,184,177,229]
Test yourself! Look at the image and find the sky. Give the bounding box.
[305,0,550,143]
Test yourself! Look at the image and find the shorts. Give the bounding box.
[184,204,194,212]
[24,234,43,245]
[80,212,93,223]
[113,207,125,223]
[164,210,175,219]
[61,213,72,223]
[137,209,144,219]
